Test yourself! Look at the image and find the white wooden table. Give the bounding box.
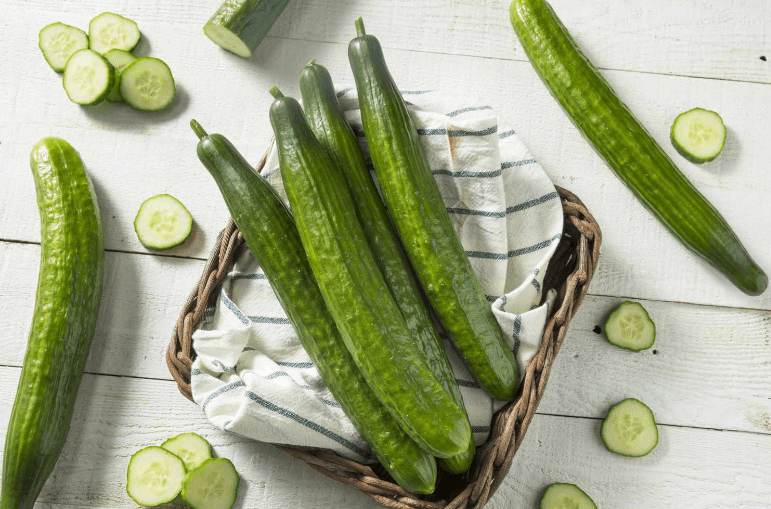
[1,0,770,507]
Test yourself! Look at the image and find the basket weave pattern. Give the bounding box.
[167,182,601,509]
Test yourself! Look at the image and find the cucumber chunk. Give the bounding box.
[540,483,597,509]
[62,49,114,105]
[88,12,140,54]
[39,22,89,72]
[204,0,290,58]
[161,433,212,471]
[671,107,726,164]
[601,398,659,457]
[126,446,187,507]
[134,194,193,250]
[103,49,137,103]
[120,57,176,111]
[181,458,240,509]
[604,301,656,351]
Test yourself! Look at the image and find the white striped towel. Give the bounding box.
[191,89,564,462]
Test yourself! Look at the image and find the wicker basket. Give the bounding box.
[167,167,601,508]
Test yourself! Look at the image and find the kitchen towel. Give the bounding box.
[190,88,564,462]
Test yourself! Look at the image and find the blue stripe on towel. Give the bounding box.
[202,380,246,411]
[466,233,562,260]
[276,361,315,368]
[501,158,536,169]
[472,425,491,433]
[456,378,482,389]
[232,273,267,281]
[248,316,291,325]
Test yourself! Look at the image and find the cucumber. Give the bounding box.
[268,88,471,459]
[509,0,767,296]
[62,49,115,105]
[133,194,193,250]
[181,458,239,509]
[540,483,597,509]
[298,60,475,473]
[348,19,520,401]
[126,446,187,507]
[39,22,89,72]
[103,49,137,103]
[119,57,176,111]
[671,107,726,164]
[88,12,140,54]
[604,301,655,351]
[601,398,659,457]
[203,0,290,58]
[1,138,104,509]
[191,120,437,494]
[161,433,212,471]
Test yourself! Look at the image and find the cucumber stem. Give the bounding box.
[269,87,284,99]
[308,58,316,66]
[190,119,208,140]
[355,17,366,37]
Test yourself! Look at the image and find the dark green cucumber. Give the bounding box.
[298,60,475,473]
[348,19,520,400]
[2,138,104,509]
[509,0,767,296]
[190,120,437,494]
[203,0,290,58]
[268,89,471,458]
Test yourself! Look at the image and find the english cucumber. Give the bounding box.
[39,22,89,72]
[204,0,290,58]
[671,107,726,164]
[1,138,104,509]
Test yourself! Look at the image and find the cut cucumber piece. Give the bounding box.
[604,301,656,351]
[204,0,290,58]
[120,57,176,111]
[134,194,193,250]
[104,49,137,103]
[671,107,726,164]
[39,22,89,72]
[181,458,240,509]
[161,433,212,471]
[126,446,187,507]
[601,398,659,457]
[88,12,140,54]
[540,483,597,509]
[62,49,114,105]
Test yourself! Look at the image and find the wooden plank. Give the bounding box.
[0,367,768,508]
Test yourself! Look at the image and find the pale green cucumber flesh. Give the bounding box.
[204,0,290,58]
[104,49,137,103]
[540,483,597,509]
[39,22,89,72]
[601,398,659,457]
[126,446,187,507]
[134,194,192,250]
[120,57,176,111]
[161,433,212,471]
[62,49,114,105]
[671,107,726,164]
[604,301,655,351]
[181,458,240,509]
[88,12,140,54]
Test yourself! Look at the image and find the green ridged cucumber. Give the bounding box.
[203,0,290,58]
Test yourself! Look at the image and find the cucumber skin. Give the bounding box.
[269,95,471,458]
[348,28,520,401]
[206,0,290,57]
[670,108,726,164]
[193,128,437,494]
[1,138,104,509]
[509,0,767,296]
[298,62,475,473]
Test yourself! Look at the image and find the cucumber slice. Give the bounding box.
[104,49,137,103]
[134,194,193,250]
[604,301,656,351]
[540,483,597,509]
[39,22,89,72]
[671,107,726,164]
[601,398,659,457]
[88,12,140,54]
[161,433,212,471]
[181,458,240,509]
[119,57,176,111]
[126,446,187,507]
[204,0,290,58]
[62,49,115,105]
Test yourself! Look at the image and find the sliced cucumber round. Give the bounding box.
[39,22,89,72]
[601,398,659,457]
[120,57,176,111]
[134,194,193,250]
[671,107,726,164]
[540,483,597,509]
[104,49,137,103]
[62,49,115,105]
[604,301,656,351]
[88,12,140,54]
[161,433,212,471]
[181,458,240,509]
[126,446,187,507]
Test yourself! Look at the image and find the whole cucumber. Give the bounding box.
[268,89,471,458]
[348,19,520,400]
[2,138,104,509]
[509,0,767,296]
[190,121,437,494]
